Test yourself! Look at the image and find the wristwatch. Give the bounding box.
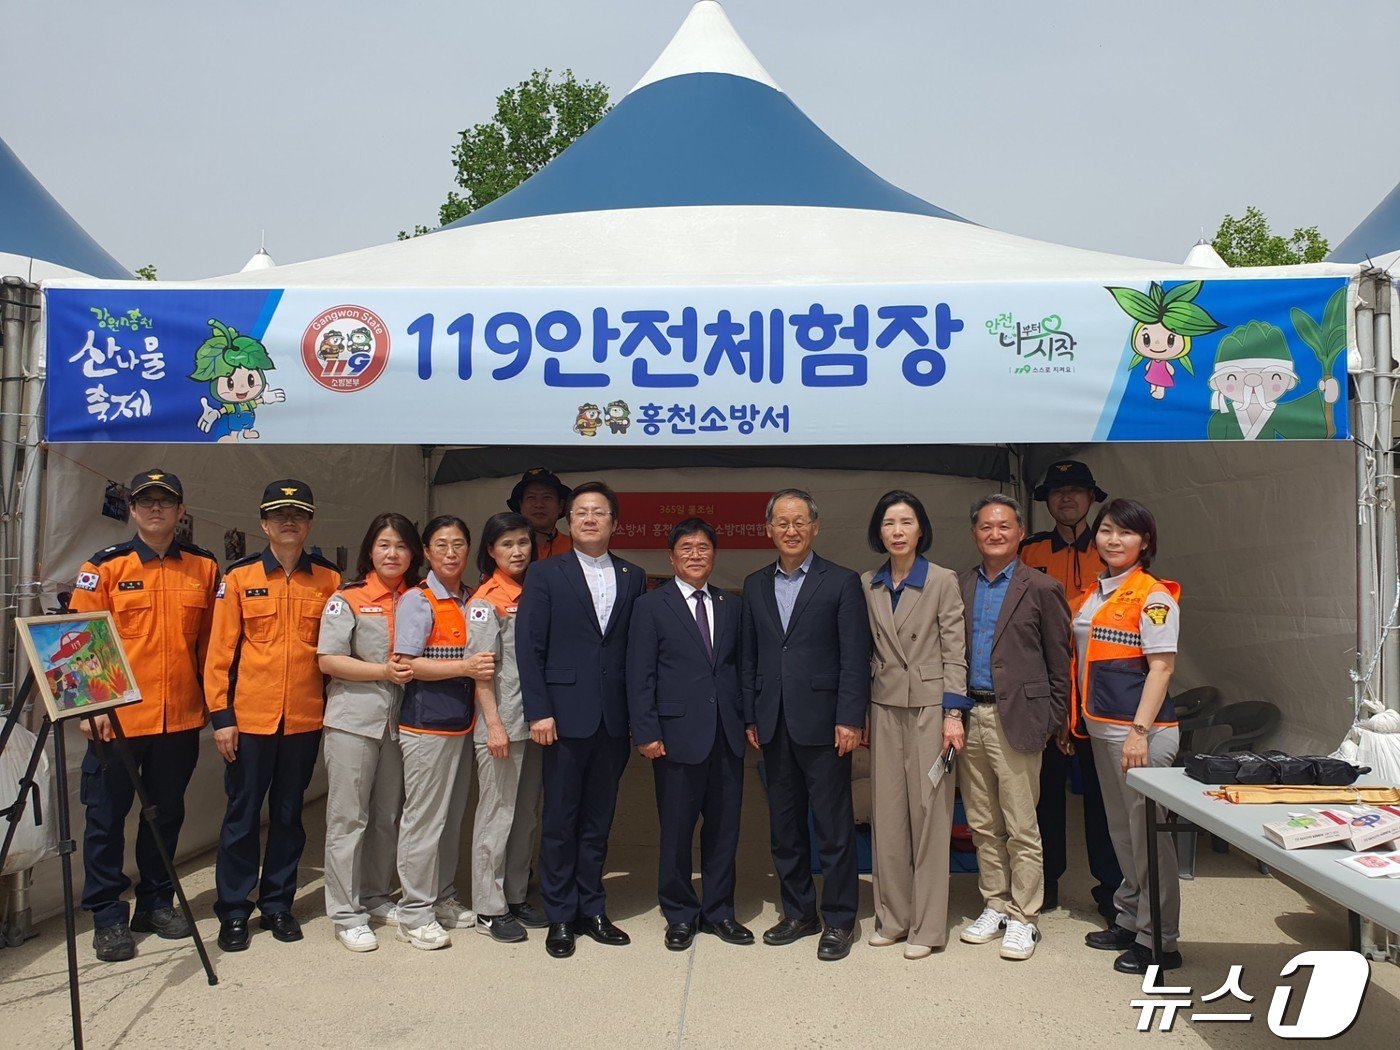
[1130,722,1149,736]
[944,709,964,722]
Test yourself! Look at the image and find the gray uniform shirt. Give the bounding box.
[467,595,526,743]
[318,576,404,739]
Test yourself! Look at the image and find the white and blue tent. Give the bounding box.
[35,1,1378,762]
[0,134,130,281]
[1331,181,1400,265]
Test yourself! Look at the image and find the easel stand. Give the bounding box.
[0,679,217,1049]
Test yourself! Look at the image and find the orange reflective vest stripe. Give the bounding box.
[1070,566,1180,737]
[399,581,476,735]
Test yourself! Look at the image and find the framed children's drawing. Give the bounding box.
[15,612,142,722]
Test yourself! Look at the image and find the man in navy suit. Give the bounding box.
[741,489,872,962]
[518,480,646,959]
[628,519,752,952]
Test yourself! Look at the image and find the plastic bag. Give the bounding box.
[1,723,58,876]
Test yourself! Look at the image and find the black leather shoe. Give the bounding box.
[1085,924,1136,951]
[545,922,576,958]
[762,916,822,946]
[572,914,630,946]
[699,918,754,945]
[1113,943,1183,974]
[259,911,303,943]
[132,906,192,939]
[665,922,696,951]
[508,900,550,929]
[817,926,855,962]
[217,918,250,952]
[93,922,135,961]
[1041,883,1059,911]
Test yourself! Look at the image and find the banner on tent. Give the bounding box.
[44,279,1351,444]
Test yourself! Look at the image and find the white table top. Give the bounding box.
[1127,767,1400,933]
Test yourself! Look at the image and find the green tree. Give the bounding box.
[401,68,611,239]
[135,264,158,280]
[1211,206,1329,266]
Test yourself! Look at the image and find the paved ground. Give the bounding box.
[3,753,1399,1048]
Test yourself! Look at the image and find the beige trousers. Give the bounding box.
[957,704,1044,924]
[869,703,954,948]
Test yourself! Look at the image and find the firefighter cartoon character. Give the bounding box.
[190,318,285,442]
[604,399,631,434]
[348,326,373,357]
[1106,280,1223,401]
[317,328,345,361]
[573,403,602,437]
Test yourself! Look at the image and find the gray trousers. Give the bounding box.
[1091,729,1181,952]
[396,731,473,931]
[471,739,543,916]
[323,725,403,930]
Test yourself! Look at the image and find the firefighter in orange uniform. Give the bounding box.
[1018,459,1121,920]
[508,467,573,560]
[205,480,340,952]
[69,469,219,962]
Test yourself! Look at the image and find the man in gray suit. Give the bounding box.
[956,494,1072,962]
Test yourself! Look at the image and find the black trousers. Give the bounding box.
[762,712,857,929]
[80,728,201,929]
[653,723,744,925]
[539,727,630,923]
[214,728,321,921]
[1038,738,1122,908]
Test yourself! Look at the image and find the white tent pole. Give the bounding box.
[1353,275,1380,713]
[1379,281,1400,712]
[0,277,36,695]
[17,289,46,623]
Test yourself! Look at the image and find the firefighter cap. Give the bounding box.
[259,479,315,516]
[507,467,571,518]
[129,468,183,501]
[1033,460,1107,504]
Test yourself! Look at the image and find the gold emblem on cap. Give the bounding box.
[148,472,164,480]
[1057,464,1071,472]
[282,487,298,496]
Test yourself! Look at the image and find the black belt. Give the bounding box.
[968,689,997,703]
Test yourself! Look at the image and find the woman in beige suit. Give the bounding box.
[862,490,969,959]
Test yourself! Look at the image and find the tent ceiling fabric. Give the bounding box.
[432,444,1011,487]
[0,135,130,280]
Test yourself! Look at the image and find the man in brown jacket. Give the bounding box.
[956,494,1072,961]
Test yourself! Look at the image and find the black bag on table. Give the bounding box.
[1260,750,1316,785]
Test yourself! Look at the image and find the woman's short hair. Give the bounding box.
[356,512,424,585]
[866,490,932,555]
[422,514,471,549]
[1092,498,1158,570]
[476,511,535,579]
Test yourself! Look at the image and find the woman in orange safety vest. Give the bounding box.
[1069,498,1183,977]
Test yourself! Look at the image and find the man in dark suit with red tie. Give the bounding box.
[741,489,872,962]
[628,519,751,951]
[518,481,646,959]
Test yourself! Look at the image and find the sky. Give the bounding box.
[6,0,1398,279]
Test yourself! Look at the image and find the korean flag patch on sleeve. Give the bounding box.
[469,606,490,622]
[326,598,346,617]
[76,570,100,592]
[216,579,227,599]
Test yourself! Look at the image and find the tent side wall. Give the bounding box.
[20,442,426,924]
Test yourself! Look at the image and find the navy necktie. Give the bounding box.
[692,590,714,662]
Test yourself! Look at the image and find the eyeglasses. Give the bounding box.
[133,496,178,509]
[674,544,714,557]
[429,541,468,554]
[570,508,613,521]
[770,519,812,533]
[266,509,311,523]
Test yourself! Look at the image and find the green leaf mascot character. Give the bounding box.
[189,319,286,442]
[1206,319,1341,440]
[1107,281,1224,401]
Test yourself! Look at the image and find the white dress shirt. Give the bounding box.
[674,577,714,647]
[577,549,616,629]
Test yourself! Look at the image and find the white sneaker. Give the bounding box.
[1000,919,1040,960]
[336,925,378,953]
[960,907,1006,944]
[396,920,451,951]
[366,901,399,927]
[434,896,476,929]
